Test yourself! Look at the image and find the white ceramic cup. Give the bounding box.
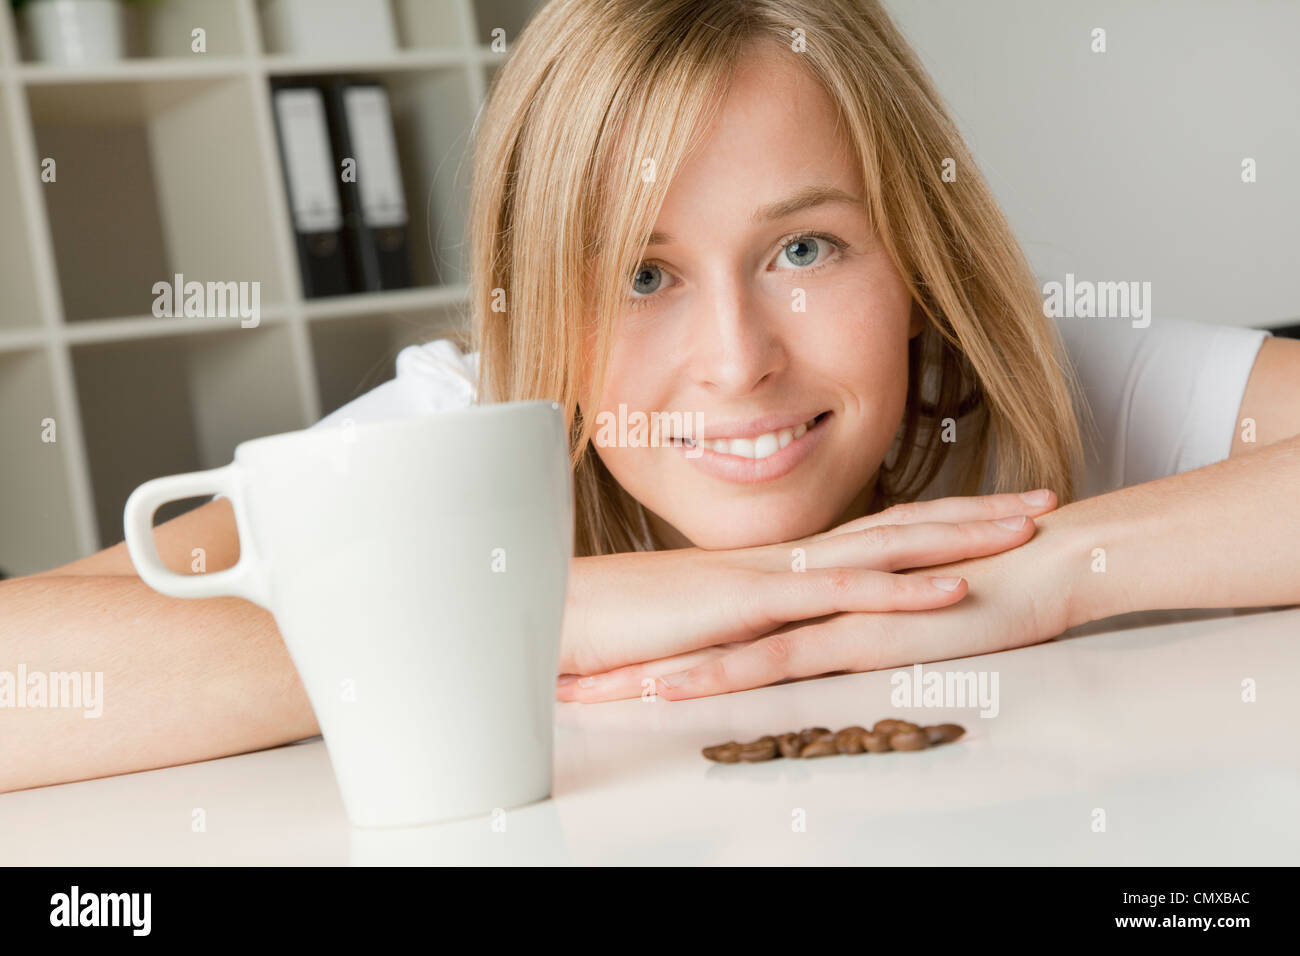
[123,401,573,828]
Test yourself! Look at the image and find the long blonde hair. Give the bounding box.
[467,0,1085,557]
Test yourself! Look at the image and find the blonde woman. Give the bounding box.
[4,0,1298,790]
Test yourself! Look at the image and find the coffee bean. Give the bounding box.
[859,730,891,752]
[702,742,740,763]
[798,726,833,745]
[873,719,920,736]
[738,737,778,762]
[835,727,867,754]
[889,729,929,751]
[800,736,839,758]
[703,719,964,762]
[924,723,965,745]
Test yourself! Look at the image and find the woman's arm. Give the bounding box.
[1053,435,1300,627]
[1067,333,1300,625]
[0,499,319,793]
[0,574,320,793]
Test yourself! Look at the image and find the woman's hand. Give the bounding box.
[556,502,1079,702]
[556,488,1060,680]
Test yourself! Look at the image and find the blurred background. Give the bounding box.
[0,0,1295,577]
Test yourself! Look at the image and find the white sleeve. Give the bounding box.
[309,338,478,430]
[211,339,478,503]
[1054,315,1270,497]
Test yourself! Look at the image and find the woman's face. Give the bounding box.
[584,47,920,550]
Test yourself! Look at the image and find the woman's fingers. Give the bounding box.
[652,606,951,701]
[750,567,968,628]
[812,488,1058,540]
[563,611,892,704]
[798,515,1037,571]
[732,489,1058,573]
[560,569,973,701]
[555,643,741,703]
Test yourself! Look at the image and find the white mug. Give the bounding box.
[123,401,573,828]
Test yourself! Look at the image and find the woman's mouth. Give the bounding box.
[668,411,832,484]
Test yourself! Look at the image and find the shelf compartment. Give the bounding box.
[269,66,474,293]
[392,0,470,49]
[12,0,247,63]
[256,0,394,56]
[0,0,14,67]
[471,0,539,47]
[71,324,306,547]
[0,348,80,576]
[257,0,470,56]
[0,81,44,330]
[27,74,288,322]
[383,66,475,288]
[123,0,247,58]
[308,302,465,418]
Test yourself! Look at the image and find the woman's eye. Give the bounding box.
[773,233,840,271]
[630,263,667,297]
[628,232,845,305]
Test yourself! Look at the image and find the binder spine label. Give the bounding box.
[343,86,409,229]
[273,89,343,234]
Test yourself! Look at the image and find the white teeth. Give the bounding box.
[753,432,779,459]
[728,437,756,459]
[695,416,820,459]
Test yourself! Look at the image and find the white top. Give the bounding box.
[304,317,1271,501]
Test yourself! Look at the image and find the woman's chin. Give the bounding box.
[671,512,832,551]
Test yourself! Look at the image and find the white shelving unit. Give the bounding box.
[0,0,535,576]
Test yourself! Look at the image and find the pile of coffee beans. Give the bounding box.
[702,719,965,762]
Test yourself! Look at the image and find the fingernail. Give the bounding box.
[1019,489,1050,506]
[556,674,577,686]
[658,671,689,688]
[577,675,601,689]
[930,576,963,591]
[994,514,1027,530]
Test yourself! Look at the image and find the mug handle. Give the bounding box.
[123,462,270,609]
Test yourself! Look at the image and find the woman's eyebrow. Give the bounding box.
[646,184,864,246]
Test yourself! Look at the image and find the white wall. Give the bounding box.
[882,0,1299,328]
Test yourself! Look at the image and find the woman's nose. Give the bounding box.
[688,283,789,395]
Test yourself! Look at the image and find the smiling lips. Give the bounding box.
[669,411,832,484]
[683,414,821,460]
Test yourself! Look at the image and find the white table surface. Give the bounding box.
[3,605,1298,866]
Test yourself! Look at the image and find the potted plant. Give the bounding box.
[13,0,151,66]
